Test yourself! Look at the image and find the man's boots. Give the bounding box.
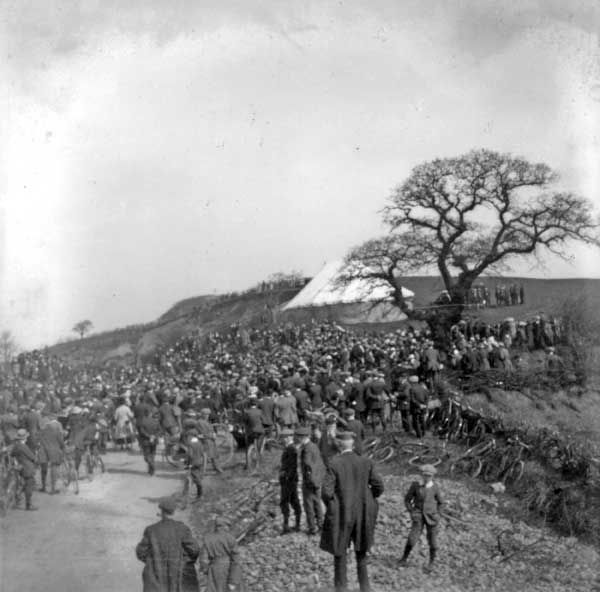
[398,542,413,567]
[423,548,436,573]
[294,514,301,533]
[282,516,292,534]
[39,465,47,492]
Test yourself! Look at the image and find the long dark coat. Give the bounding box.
[320,451,384,556]
[38,421,64,464]
[136,517,200,592]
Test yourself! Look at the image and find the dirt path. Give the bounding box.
[0,448,187,592]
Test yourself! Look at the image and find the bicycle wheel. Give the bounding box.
[370,446,395,463]
[409,454,442,467]
[166,443,189,470]
[84,451,94,481]
[362,437,380,453]
[246,443,259,473]
[401,442,430,456]
[213,427,234,468]
[504,460,525,486]
[450,456,481,478]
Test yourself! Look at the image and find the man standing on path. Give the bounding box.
[398,464,445,573]
[296,425,326,536]
[196,408,224,474]
[137,408,160,476]
[320,431,384,592]
[38,413,64,494]
[243,397,265,470]
[11,428,38,510]
[136,498,200,592]
[278,428,301,534]
[408,376,429,439]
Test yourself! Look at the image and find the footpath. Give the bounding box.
[0,449,183,592]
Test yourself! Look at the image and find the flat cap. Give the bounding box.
[420,464,437,476]
[279,428,294,437]
[409,375,419,383]
[158,497,177,514]
[294,426,310,437]
[199,408,211,415]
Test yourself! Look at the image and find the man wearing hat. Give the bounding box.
[196,408,223,474]
[399,464,445,573]
[137,407,160,476]
[136,497,200,592]
[243,397,265,470]
[199,515,242,592]
[38,413,65,494]
[320,430,384,592]
[342,408,365,455]
[407,376,429,439]
[11,428,38,510]
[296,426,326,535]
[278,428,301,534]
[185,429,205,500]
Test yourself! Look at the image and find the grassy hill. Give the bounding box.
[45,277,600,366]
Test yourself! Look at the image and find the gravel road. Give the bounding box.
[0,449,185,592]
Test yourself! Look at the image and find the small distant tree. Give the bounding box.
[0,330,18,368]
[73,320,93,339]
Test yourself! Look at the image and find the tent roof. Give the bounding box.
[283,261,414,310]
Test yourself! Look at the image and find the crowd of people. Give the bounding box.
[0,313,571,591]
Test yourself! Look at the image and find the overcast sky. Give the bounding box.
[1,0,600,348]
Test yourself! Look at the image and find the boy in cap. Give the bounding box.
[278,428,301,534]
[136,498,200,592]
[199,515,241,592]
[11,428,38,510]
[399,464,444,573]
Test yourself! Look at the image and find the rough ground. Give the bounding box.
[191,450,600,592]
[0,447,184,592]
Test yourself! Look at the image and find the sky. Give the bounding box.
[1,0,600,349]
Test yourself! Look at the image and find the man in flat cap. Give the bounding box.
[199,515,242,592]
[320,431,384,592]
[136,497,200,592]
[11,428,38,510]
[399,464,445,573]
[296,425,326,535]
[278,428,301,534]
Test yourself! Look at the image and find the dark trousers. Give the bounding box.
[190,466,203,497]
[407,513,439,550]
[22,475,35,507]
[140,439,157,474]
[399,405,411,432]
[411,406,426,438]
[280,481,301,523]
[334,550,369,592]
[302,484,323,530]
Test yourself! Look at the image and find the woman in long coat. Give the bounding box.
[113,398,134,450]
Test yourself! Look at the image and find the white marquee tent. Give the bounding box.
[282,261,414,324]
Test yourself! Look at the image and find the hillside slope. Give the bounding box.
[45,277,600,366]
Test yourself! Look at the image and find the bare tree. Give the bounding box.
[72,319,93,339]
[382,149,599,308]
[338,232,434,312]
[0,330,18,368]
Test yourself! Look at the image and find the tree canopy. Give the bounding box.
[348,150,598,309]
[73,319,93,339]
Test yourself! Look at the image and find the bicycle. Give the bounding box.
[59,446,79,495]
[450,437,496,479]
[82,442,105,481]
[0,447,24,516]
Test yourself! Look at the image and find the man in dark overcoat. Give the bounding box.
[278,428,301,533]
[138,408,160,475]
[296,426,326,535]
[320,431,384,592]
[136,498,200,592]
[38,414,65,493]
